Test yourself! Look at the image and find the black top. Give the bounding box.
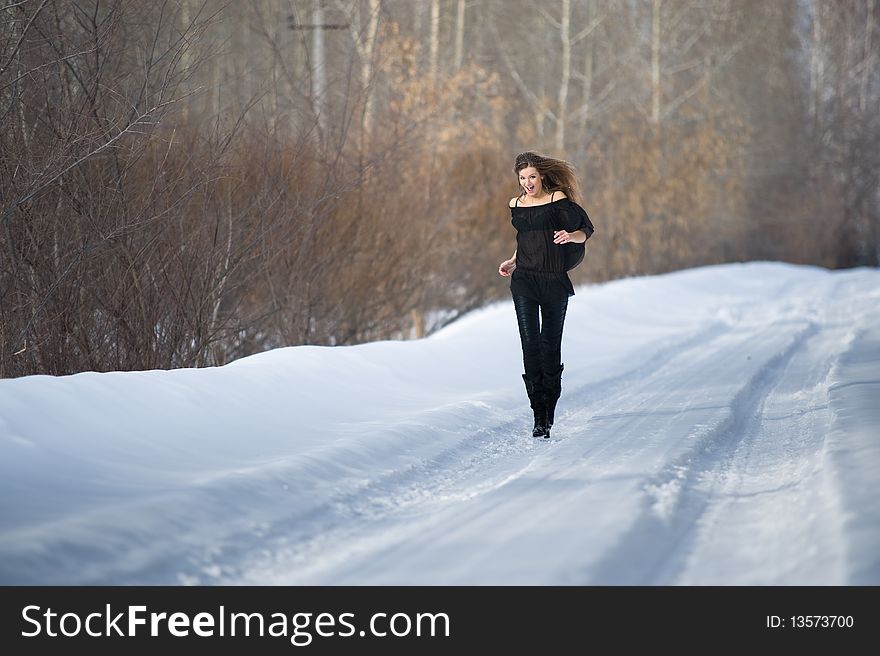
[509,192,595,303]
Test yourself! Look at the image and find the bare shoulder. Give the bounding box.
[552,190,568,200]
[509,196,521,208]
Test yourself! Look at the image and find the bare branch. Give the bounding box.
[0,0,50,77]
[535,4,560,30]
[1,94,190,228]
[0,46,100,93]
[571,10,606,45]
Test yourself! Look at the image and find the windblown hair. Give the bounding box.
[513,151,581,204]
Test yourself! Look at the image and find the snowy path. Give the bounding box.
[1,263,878,584]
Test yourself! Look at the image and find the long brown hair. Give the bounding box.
[513,151,581,204]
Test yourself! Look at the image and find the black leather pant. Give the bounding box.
[512,293,568,379]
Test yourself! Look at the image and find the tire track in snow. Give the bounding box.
[583,319,820,584]
[638,275,878,584]
[671,322,852,584]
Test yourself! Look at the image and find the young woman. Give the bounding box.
[498,151,594,439]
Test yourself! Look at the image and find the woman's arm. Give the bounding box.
[499,249,517,276]
[553,193,594,242]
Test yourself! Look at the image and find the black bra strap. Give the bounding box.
[550,190,556,201]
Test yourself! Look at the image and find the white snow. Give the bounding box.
[0,262,878,585]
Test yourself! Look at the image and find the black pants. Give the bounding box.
[512,293,568,379]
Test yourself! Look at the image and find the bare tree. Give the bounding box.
[453,0,465,70]
[334,0,381,143]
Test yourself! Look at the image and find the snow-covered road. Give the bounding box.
[1,262,878,584]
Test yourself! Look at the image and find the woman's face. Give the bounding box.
[518,166,543,197]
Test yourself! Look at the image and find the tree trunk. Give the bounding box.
[313,0,327,141]
[555,0,571,152]
[360,0,381,141]
[430,0,440,79]
[454,0,466,70]
[860,0,875,114]
[578,0,596,140]
[651,0,662,124]
[809,0,823,128]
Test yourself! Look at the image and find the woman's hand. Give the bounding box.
[554,229,586,244]
[498,257,516,277]
[553,230,572,244]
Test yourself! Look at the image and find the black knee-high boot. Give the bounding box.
[522,372,548,438]
[542,363,564,437]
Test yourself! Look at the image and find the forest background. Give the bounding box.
[1,0,877,377]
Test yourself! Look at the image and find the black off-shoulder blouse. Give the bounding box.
[509,193,594,303]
